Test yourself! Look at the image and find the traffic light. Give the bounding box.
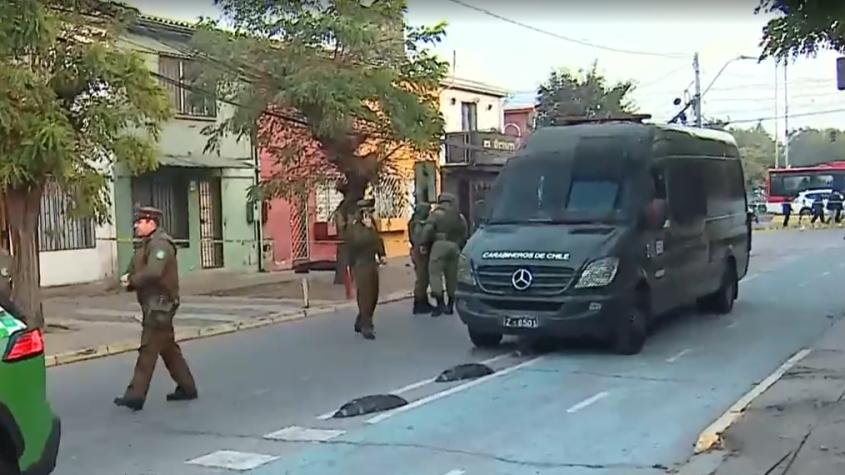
[838,57,845,91]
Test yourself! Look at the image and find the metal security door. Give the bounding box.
[289,192,310,266]
[198,178,224,269]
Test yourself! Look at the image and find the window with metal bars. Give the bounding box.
[38,184,96,252]
[158,55,217,118]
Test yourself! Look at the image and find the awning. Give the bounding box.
[158,154,255,169]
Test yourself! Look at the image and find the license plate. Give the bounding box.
[504,316,539,329]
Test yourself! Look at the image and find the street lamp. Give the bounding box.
[671,54,756,126]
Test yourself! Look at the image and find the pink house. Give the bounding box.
[503,106,535,139]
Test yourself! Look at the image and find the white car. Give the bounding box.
[791,189,833,216]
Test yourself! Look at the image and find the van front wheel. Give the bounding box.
[610,306,648,355]
[468,328,503,348]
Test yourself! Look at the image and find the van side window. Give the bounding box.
[667,160,706,224]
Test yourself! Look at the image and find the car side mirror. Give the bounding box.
[643,198,668,230]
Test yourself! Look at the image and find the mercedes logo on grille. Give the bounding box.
[511,268,533,291]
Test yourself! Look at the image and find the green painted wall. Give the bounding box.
[221,169,259,270]
[112,32,259,278]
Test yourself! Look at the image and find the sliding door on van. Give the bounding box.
[663,158,710,305]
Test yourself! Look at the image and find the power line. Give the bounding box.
[443,0,687,59]
[717,108,845,125]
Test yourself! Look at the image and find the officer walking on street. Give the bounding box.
[408,202,433,314]
[347,199,387,340]
[114,207,197,411]
[423,193,468,317]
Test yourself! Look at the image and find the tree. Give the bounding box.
[0,1,172,327]
[757,0,845,59]
[189,0,447,213]
[786,127,845,166]
[728,123,778,190]
[535,62,637,127]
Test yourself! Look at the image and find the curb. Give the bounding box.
[45,290,414,368]
[693,348,812,454]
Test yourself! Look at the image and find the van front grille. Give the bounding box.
[475,265,575,296]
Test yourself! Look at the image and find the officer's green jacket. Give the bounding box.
[347,220,386,267]
[407,203,431,248]
[422,201,468,248]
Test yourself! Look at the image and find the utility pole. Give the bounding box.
[693,52,702,127]
[784,61,790,168]
[774,61,779,168]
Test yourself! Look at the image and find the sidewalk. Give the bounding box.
[682,317,845,474]
[41,256,417,366]
[755,213,845,232]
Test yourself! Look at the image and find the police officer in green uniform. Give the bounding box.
[423,193,468,317]
[114,207,198,411]
[347,199,386,340]
[408,202,433,314]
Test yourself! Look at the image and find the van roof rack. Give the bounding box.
[556,114,653,126]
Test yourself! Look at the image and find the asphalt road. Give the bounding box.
[49,229,845,475]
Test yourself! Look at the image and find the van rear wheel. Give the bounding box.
[713,263,738,314]
[468,328,503,348]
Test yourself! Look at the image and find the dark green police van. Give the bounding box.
[456,121,751,355]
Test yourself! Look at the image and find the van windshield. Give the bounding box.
[487,137,636,225]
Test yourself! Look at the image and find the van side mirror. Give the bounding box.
[643,198,668,230]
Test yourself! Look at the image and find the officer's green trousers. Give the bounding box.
[411,247,430,300]
[428,240,460,299]
[353,263,379,329]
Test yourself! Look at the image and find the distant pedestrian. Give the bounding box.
[346,199,386,340]
[114,207,197,411]
[828,190,844,224]
[811,194,826,225]
[422,193,468,317]
[782,199,793,228]
[408,202,433,314]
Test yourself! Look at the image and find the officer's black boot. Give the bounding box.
[412,299,424,315]
[113,396,144,411]
[431,296,445,317]
[361,327,376,340]
[413,298,434,315]
[167,386,198,401]
[444,297,455,315]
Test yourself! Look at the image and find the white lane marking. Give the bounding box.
[443,471,466,475]
[694,348,812,454]
[798,281,808,288]
[840,262,845,269]
[566,391,610,414]
[316,352,514,420]
[726,322,738,329]
[186,450,279,470]
[666,348,693,363]
[365,357,544,424]
[822,271,831,277]
[264,426,345,442]
[743,273,760,282]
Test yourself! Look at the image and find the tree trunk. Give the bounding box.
[6,185,44,328]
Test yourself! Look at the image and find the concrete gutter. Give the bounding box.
[45,290,413,368]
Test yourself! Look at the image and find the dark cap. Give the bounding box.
[356,198,375,209]
[134,206,163,221]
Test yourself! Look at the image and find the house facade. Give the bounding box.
[504,105,536,139]
[109,17,261,278]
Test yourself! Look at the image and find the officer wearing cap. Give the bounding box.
[422,193,468,317]
[346,198,386,340]
[114,206,197,411]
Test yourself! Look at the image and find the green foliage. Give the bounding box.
[757,0,845,59]
[190,0,448,198]
[535,61,637,127]
[0,0,172,221]
[786,127,845,166]
[728,123,778,189]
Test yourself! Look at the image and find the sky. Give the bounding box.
[128,0,845,141]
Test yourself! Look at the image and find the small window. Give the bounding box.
[667,160,706,224]
[158,55,217,118]
[461,102,478,131]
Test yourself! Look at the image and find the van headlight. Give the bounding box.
[574,257,619,289]
[457,253,476,286]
